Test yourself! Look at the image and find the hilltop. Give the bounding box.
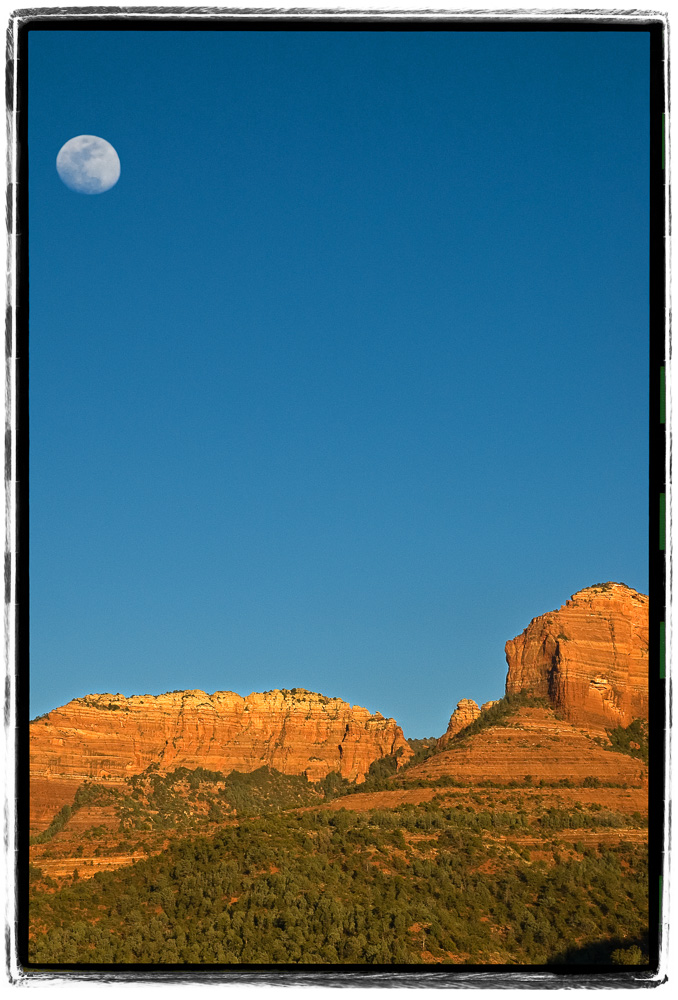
[30,687,412,832]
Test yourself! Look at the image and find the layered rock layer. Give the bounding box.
[406,706,647,786]
[30,688,412,831]
[505,583,648,729]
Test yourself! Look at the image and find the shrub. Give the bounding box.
[30,803,73,845]
[610,945,646,965]
[606,720,648,763]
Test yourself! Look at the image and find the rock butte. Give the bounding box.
[30,688,412,832]
[437,699,481,748]
[504,583,648,730]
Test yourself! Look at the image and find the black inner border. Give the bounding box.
[11,10,667,986]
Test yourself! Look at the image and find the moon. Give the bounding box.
[56,135,121,194]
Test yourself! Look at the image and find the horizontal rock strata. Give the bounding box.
[30,688,412,831]
[505,583,648,729]
[406,707,647,786]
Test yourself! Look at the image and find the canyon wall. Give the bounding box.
[505,583,648,729]
[30,688,412,830]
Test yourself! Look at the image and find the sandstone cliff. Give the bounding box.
[505,583,648,729]
[30,688,412,831]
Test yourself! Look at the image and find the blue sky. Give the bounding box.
[28,28,650,737]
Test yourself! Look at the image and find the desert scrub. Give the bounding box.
[605,720,648,764]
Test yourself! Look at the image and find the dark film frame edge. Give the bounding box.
[8,7,669,987]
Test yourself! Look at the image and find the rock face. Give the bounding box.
[505,583,648,730]
[437,699,481,748]
[30,688,413,831]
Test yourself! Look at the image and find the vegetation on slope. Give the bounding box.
[29,697,651,970]
[30,804,75,846]
[28,795,649,966]
[32,765,334,857]
[603,720,649,764]
[450,692,550,743]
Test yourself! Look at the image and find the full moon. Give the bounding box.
[56,135,121,194]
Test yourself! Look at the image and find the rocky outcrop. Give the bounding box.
[481,700,499,713]
[505,583,648,730]
[437,699,481,748]
[30,688,413,831]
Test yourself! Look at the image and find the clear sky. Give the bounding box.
[28,27,650,737]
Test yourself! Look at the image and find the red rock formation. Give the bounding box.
[437,699,480,748]
[407,706,647,786]
[30,688,412,831]
[505,583,648,730]
[481,700,499,713]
